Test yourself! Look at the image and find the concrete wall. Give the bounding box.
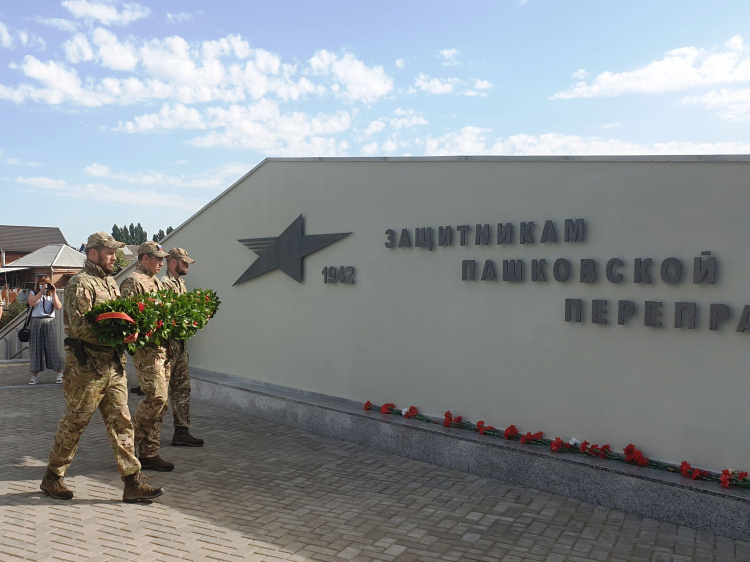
[162,156,750,472]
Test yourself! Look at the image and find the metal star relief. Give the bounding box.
[234,215,351,285]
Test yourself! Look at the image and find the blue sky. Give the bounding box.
[2,0,750,248]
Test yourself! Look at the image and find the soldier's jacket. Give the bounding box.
[120,263,164,297]
[64,259,125,369]
[161,271,187,295]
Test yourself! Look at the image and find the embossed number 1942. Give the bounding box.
[322,266,356,284]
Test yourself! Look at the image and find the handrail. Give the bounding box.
[0,289,65,359]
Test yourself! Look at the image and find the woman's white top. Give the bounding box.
[30,292,55,318]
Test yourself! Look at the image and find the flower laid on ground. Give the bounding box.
[504,425,519,440]
[88,288,220,354]
[361,400,750,491]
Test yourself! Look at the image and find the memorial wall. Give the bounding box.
[163,156,750,471]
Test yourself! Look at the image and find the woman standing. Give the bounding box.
[27,276,63,385]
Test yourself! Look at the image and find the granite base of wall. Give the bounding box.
[190,368,750,541]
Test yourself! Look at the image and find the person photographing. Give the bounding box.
[27,276,63,385]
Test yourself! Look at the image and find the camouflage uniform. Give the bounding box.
[162,270,192,430]
[47,259,141,479]
[121,262,169,459]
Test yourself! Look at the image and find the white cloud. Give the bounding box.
[0,56,103,106]
[62,0,151,27]
[18,31,46,50]
[552,35,750,99]
[118,99,352,156]
[414,73,459,94]
[361,141,379,155]
[36,17,80,33]
[572,68,588,80]
[83,161,248,189]
[116,102,206,132]
[473,79,492,90]
[167,12,194,24]
[0,22,14,49]
[439,48,460,66]
[17,176,203,209]
[1,34,327,107]
[395,58,405,69]
[309,50,393,103]
[364,120,385,135]
[683,87,750,121]
[423,128,750,156]
[92,27,138,70]
[390,108,427,128]
[16,176,68,190]
[64,33,95,63]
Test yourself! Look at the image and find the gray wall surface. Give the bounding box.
[161,157,750,472]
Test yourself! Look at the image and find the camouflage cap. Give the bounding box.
[86,231,125,249]
[168,247,195,264]
[137,241,169,258]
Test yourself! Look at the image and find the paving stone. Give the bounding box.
[1,361,749,561]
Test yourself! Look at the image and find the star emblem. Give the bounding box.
[234,215,351,285]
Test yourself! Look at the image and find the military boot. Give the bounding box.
[139,455,174,472]
[122,472,164,503]
[172,427,204,447]
[40,469,73,500]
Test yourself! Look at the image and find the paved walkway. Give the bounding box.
[1,361,748,562]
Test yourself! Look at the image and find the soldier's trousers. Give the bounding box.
[132,345,170,458]
[166,347,191,429]
[48,350,141,478]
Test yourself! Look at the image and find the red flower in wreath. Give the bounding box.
[137,302,145,312]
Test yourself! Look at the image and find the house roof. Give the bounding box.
[0,225,68,253]
[0,244,85,273]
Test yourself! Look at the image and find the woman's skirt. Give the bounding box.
[29,317,62,372]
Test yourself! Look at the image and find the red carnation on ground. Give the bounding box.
[363,401,372,411]
[721,470,731,488]
[551,437,564,453]
[380,403,395,414]
[453,416,462,425]
[503,425,519,440]
[580,440,590,454]
[404,406,418,419]
[444,411,453,427]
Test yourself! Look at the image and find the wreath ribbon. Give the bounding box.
[95,312,136,323]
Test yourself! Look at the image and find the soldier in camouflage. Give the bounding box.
[120,241,175,472]
[40,232,164,503]
[162,247,204,447]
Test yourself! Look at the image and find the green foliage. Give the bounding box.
[111,222,147,245]
[1,299,28,328]
[152,226,174,242]
[113,249,129,273]
[87,288,221,354]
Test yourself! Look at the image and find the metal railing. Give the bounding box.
[0,291,65,360]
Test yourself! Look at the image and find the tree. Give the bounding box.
[152,226,174,243]
[112,223,147,244]
[114,249,129,273]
